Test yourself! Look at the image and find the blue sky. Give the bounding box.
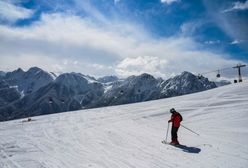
[0,0,247,79]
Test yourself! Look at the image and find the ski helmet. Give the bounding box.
[170,108,176,113]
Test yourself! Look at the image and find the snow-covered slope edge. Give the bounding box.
[0,82,248,168]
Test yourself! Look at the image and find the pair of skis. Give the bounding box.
[161,140,180,146]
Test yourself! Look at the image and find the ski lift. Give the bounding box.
[216,70,220,78]
[49,97,53,104]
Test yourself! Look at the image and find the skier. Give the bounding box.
[168,108,183,145]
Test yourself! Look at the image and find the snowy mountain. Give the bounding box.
[0,67,57,121]
[97,75,119,83]
[0,82,247,168]
[94,72,216,107]
[0,68,217,121]
[94,73,161,107]
[0,72,104,121]
[3,67,54,95]
[55,72,104,107]
[160,71,217,97]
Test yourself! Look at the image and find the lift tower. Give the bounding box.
[233,64,246,82]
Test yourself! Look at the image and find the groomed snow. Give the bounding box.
[0,82,248,168]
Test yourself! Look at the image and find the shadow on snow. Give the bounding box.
[174,145,201,154]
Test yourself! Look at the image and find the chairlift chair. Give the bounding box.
[49,97,53,104]
[216,70,220,78]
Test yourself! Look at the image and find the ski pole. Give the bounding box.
[181,124,200,136]
[165,122,170,143]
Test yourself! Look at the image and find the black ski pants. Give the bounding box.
[171,126,179,142]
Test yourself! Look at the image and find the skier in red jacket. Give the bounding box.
[168,108,183,145]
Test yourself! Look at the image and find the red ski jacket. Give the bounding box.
[169,112,182,128]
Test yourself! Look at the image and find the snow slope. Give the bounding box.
[0,82,248,168]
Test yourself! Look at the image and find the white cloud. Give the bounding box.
[161,0,179,5]
[115,36,246,79]
[0,12,244,79]
[116,56,168,78]
[73,0,109,24]
[222,1,248,13]
[230,39,241,45]
[204,1,248,52]
[0,0,34,23]
[73,61,78,65]
[180,20,206,36]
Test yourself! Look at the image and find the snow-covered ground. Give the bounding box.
[0,82,248,168]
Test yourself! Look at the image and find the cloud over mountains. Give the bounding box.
[0,0,247,79]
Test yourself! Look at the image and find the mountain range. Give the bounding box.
[0,67,220,121]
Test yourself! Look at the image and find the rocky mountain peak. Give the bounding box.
[98,75,119,83]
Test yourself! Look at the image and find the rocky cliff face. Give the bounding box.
[4,67,54,95]
[0,80,21,107]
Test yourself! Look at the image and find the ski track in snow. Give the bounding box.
[1,82,248,168]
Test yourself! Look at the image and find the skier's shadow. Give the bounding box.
[175,145,201,153]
